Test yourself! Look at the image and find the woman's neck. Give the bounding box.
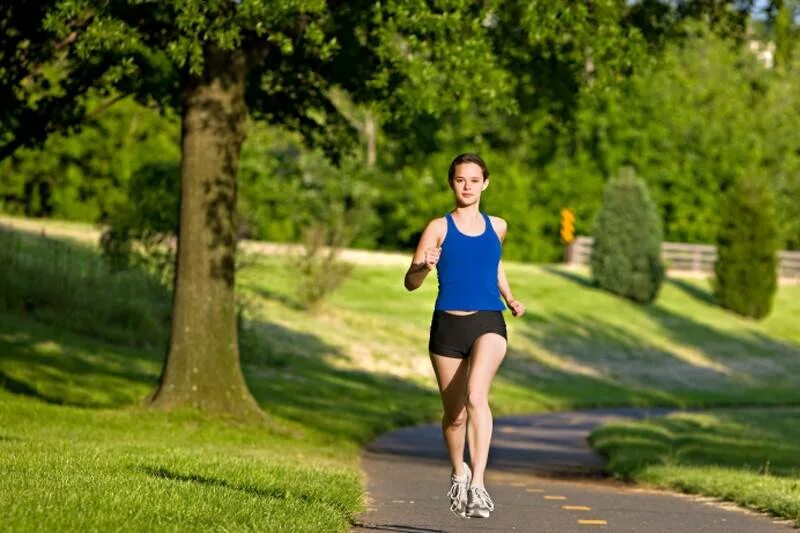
[452,203,481,218]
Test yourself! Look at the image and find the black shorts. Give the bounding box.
[428,310,507,359]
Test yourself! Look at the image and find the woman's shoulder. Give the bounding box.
[486,214,507,230]
[486,214,508,240]
[422,216,448,237]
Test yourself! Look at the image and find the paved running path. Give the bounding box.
[352,407,795,532]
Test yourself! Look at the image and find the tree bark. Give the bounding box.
[149,46,264,423]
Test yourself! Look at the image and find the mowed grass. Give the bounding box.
[0,387,362,531]
[0,305,380,532]
[2,215,800,529]
[588,408,800,526]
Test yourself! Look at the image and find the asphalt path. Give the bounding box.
[352,407,796,533]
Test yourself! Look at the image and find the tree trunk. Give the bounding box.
[149,47,264,423]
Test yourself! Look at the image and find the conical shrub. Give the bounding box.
[590,167,665,303]
[712,177,778,319]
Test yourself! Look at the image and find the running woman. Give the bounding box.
[404,153,525,519]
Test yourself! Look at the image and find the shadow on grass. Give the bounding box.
[0,306,438,445]
[541,265,596,289]
[0,312,161,407]
[529,267,800,400]
[236,307,440,444]
[135,464,352,515]
[246,285,305,311]
[666,277,715,305]
[0,367,68,405]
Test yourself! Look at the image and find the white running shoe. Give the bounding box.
[466,485,495,518]
[447,462,472,517]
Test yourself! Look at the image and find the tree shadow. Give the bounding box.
[521,268,800,400]
[133,464,353,516]
[245,285,304,311]
[541,265,596,289]
[242,329,438,443]
[666,277,715,305]
[0,367,69,405]
[0,314,162,407]
[1,303,438,445]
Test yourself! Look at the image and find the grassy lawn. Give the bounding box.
[588,408,800,526]
[1,215,800,529]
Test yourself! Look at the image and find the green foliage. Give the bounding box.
[590,168,665,303]
[4,2,800,266]
[566,26,800,249]
[713,177,779,319]
[237,122,379,248]
[99,161,181,286]
[0,96,179,222]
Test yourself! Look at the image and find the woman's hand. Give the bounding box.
[423,246,442,270]
[506,298,525,317]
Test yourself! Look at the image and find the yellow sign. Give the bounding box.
[560,208,575,244]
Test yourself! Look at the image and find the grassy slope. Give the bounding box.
[2,216,800,529]
[588,408,800,526]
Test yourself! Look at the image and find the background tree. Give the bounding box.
[590,167,665,304]
[713,177,779,319]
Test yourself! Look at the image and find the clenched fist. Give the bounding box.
[424,246,442,270]
[506,298,525,317]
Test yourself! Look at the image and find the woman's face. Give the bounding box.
[450,162,487,207]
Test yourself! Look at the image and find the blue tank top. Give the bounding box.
[434,212,506,311]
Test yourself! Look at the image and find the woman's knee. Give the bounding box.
[466,390,489,411]
[443,406,467,428]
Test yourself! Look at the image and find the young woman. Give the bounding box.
[404,153,525,519]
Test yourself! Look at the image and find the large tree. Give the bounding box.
[1,0,514,421]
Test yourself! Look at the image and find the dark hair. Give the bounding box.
[448,153,489,183]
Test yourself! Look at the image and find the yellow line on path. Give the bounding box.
[544,495,567,500]
[578,519,608,525]
[525,488,544,493]
[562,505,592,511]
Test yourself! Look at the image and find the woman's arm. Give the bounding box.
[492,217,525,317]
[404,218,445,291]
[498,260,523,316]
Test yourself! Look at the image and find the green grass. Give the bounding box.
[0,227,170,349]
[0,388,362,532]
[588,408,800,526]
[0,306,429,531]
[2,215,800,529]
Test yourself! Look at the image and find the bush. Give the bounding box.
[712,177,778,319]
[294,218,354,311]
[99,161,180,286]
[590,167,665,303]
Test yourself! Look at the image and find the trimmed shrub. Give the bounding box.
[590,167,665,303]
[712,177,778,319]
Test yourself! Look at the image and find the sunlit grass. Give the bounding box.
[588,408,800,526]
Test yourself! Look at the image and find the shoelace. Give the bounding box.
[469,486,495,511]
[447,478,468,513]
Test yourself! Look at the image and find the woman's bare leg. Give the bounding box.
[465,333,507,488]
[429,353,470,475]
